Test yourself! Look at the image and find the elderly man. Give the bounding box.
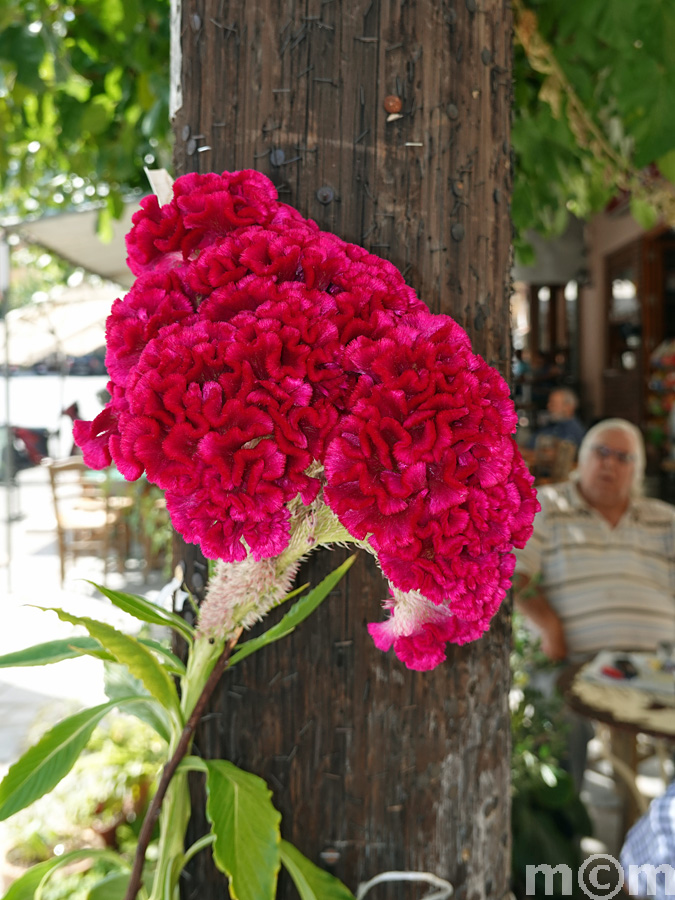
[514,418,675,661]
[514,419,675,790]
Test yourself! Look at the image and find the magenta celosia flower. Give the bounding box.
[322,318,528,609]
[74,168,538,669]
[369,552,517,669]
[105,269,197,388]
[367,587,458,671]
[126,170,283,275]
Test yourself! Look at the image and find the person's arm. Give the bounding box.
[513,572,568,661]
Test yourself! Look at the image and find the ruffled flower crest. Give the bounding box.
[75,168,539,669]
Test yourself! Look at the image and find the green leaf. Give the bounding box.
[0,637,108,668]
[137,638,187,676]
[80,94,114,136]
[280,841,355,900]
[630,195,659,231]
[0,26,45,91]
[0,698,141,821]
[279,582,310,603]
[1,859,57,900]
[205,760,282,900]
[182,833,216,867]
[103,67,124,105]
[107,189,125,220]
[40,608,181,719]
[32,849,129,900]
[96,0,126,33]
[229,556,355,667]
[86,872,130,900]
[657,148,675,184]
[89,583,195,642]
[103,662,171,743]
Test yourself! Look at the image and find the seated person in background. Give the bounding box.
[513,418,675,787]
[620,780,675,900]
[530,387,585,449]
[514,418,675,663]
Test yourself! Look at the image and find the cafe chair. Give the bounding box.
[42,456,132,586]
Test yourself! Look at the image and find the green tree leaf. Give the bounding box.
[0,637,109,668]
[39,608,181,720]
[229,555,355,667]
[0,0,172,218]
[657,148,675,184]
[0,698,142,820]
[80,93,115,135]
[630,195,659,231]
[280,840,355,900]
[89,583,195,642]
[205,760,282,900]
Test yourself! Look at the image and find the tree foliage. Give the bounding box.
[0,0,172,232]
[513,0,675,261]
[2,0,675,265]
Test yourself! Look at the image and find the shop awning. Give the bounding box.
[0,282,121,368]
[3,201,142,289]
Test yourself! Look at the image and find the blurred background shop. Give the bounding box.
[511,207,675,490]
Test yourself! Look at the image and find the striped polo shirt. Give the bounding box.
[514,480,675,655]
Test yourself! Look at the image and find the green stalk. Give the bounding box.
[147,637,227,899]
[124,632,241,900]
[148,764,190,900]
[181,635,227,721]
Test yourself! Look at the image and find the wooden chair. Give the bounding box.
[42,457,132,586]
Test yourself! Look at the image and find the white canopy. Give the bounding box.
[0,201,144,367]
[4,201,141,289]
[0,282,121,368]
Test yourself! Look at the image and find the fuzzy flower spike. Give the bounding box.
[74,169,538,671]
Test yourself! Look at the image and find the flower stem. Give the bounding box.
[123,629,243,900]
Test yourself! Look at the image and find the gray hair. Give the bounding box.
[551,387,578,411]
[576,418,645,496]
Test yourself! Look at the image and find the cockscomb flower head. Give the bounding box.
[74,168,538,669]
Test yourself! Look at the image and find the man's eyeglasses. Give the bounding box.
[591,444,635,465]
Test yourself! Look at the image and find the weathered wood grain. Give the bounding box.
[173,2,513,898]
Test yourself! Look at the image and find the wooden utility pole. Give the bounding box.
[172,2,514,897]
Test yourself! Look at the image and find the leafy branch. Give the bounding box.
[0,556,357,900]
[513,0,675,232]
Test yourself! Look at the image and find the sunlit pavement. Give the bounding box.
[0,465,167,765]
[0,464,170,884]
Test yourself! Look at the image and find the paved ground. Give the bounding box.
[0,466,167,761]
[0,464,169,887]
[0,465,670,885]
